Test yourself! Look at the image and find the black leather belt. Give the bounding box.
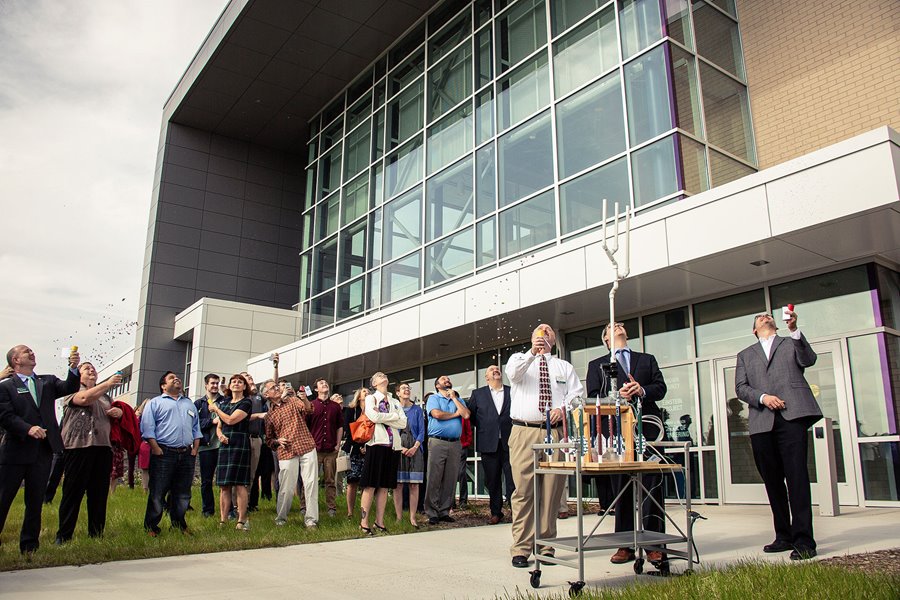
[431,435,460,442]
[162,445,191,453]
[512,420,559,429]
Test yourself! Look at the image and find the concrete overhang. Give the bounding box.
[163,0,433,152]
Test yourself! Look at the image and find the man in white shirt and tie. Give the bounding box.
[506,324,583,568]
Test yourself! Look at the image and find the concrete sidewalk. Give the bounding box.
[0,504,897,599]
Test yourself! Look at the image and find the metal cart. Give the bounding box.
[528,440,701,596]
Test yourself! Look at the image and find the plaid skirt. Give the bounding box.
[217,432,251,486]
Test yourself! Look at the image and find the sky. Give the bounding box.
[0,0,227,372]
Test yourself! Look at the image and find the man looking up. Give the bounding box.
[306,378,343,517]
[468,365,514,524]
[195,374,223,518]
[240,372,267,513]
[0,345,80,554]
[425,375,470,525]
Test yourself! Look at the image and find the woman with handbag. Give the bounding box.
[358,372,407,535]
[342,388,368,518]
[393,383,424,528]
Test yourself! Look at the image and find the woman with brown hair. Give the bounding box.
[209,373,252,530]
[342,388,367,518]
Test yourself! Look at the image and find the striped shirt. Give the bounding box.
[265,396,315,460]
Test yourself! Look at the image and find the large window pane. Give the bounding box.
[476,88,494,144]
[560,157,629,235]
[702,449,718,498]
[476,217,496,267]
[693,289,766,357]
[347,91,372,130]
[644,306,691,363]
[848,334,897,436]
[498,111,553,206]
[429,43,472,121]
[337,277,365,320]
[299,251,312,302]
[390,48,425,96]
[476,144,496,218]
[315,194,340,241]
[696,361,714,445]
[700,63,754,163]
[321,117,343,151]
[551,0,605,36]
[496,0,547,73]
[382,251,421,304]
[498,52,550,132]
[665,0,692,49]
[312,237,338,295]
[631,134,678,207]
[343,119,371,180]
[369,208,382,267]
[388,80,424,149]
[859,441,900,501]
[670,45,702,136]
[556,71,625,178]
[303,167,316,210]
[877,265,900,330]
[770,266,876,340]
[499,189,555,258]
[693,2,744,79]
[619,0,663,59]
[319,145,342,197]
[386,135,423,199]
[427,226,474,286]
[341,173,369,227]
[372,108,385,160]
[427,156,473,241]
[301,209,313,250]
[425,355,477,399]
[427,103,473,175]
[429,6,471,64]
[383,185,422,261]
[679,134,709,195]
[553,5,618,97]
[339,219,367,282]
[625,45,673,146]
[709,148,754,187]
[308,291,335,332]
[475,26,492,88]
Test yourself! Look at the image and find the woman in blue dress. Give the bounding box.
[393,382,424,528]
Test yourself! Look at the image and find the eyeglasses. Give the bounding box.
[753,313,773,321]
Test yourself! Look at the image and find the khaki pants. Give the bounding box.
[508,425,565,558]
[318,450,338,512]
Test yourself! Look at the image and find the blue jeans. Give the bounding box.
[144,447,195,533]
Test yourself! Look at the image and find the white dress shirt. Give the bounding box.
[757,329,803,403]
[489,386,505,416]
[505,352,584,422]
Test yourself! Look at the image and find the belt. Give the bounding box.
[161,445,191,453]
[512,420,560,429]
[431,435,460,442]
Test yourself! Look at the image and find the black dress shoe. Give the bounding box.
[790,547,817,560]
[511,555,529,568]
[438,515,456,523]
[428,517,440,525]
[763,540,793,553]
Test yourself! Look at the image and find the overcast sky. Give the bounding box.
[0,0,226,372]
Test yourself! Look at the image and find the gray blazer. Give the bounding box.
[734,333,823,435]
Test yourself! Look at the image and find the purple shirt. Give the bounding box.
[305,397,343,452]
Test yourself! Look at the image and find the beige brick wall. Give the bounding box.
[738,0,900,169]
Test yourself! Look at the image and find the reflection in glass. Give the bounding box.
[427,226,474,286]
[476,27,492,88]
[429,43,472,121]
[337,277,365,320]
[476,144,496,218]
[553,5,618,97]
[301,210,313,250]
[701,63,754,163]
[670,45,702,136]
[693,2,744,79]
[476,217,496,268]
[551,0,605,36]
[319,145,342,198]
[498,111,553,206]
[427,156,473,241]
[425,355,477,399]
[383,185,422,261]
[321,117,343,151]
[476,89,494,145]
[344,120,371,180]
[341,173,369,227]
[382,251,421,304]
[368,269,381,310]
[313,237,338,295]
[388,80,424,149]
[430,7,471,64]
[299,251,312,302]
[624,45,673,146]
[560,158,629,235]
[693,289,765,357]
[371,162,384,206]
[659,364,697,442]
[679,134,709,195]
[499,189,555,259]
[386,135,423,199]
[702,449,718,498]
[665,0,692,49]
[802,351,846,482]
[877,265,900,330]
[427,103,473,175]
[390,48,425,96]
[372,108,385,161]
[309,291,335,332]
[497,52,550,132]
[848,334,896,436]
[339,219,367,282]
[859,441,900,501]
[347,92,372,130]
[369,208,382,267]
[304,167,316,209]
[632,134,678,207]
[644,306,691,363]
[496,0,547,73]
[696,361,714,446]
[316,194,340,241]
[619,0,664,59]
[723,365,763,484]
[556,72,625,178]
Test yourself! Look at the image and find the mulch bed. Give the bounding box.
[820,548,900,577]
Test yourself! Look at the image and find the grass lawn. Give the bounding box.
[0,484,422,571]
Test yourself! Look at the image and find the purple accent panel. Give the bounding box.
[871,288,883,327]
[876,333,896,435]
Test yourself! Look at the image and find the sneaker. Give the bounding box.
[306,523,318,530]
[328,509,336,517]
[274,519,286,526]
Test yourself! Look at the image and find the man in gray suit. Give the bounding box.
[735,309,822,560]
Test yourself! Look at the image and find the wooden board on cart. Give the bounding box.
[581,404,635,462]
[538,461,682,474]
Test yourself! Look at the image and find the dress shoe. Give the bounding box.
[428,517,440,525]
[511,555,529,568]
[647,550,665,563]
[53,536,68,546]
[790,547,817,561]
[539,552,556,566]
[610,547,635,564]
[763,540,793,553]
[439,515,456,523]
[489,515,502,525]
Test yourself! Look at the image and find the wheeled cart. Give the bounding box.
[528,441,701,596]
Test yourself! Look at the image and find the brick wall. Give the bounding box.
[738,0,900,169]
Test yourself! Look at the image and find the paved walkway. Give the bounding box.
[1,505,898,599]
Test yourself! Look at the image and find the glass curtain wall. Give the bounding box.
[301,0,755,335]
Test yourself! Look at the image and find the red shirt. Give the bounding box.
[460,416,473,448]
[306,397,343,453]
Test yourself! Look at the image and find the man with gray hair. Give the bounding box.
[262,379,318,528]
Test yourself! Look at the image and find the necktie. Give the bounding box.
[25,376,39,407]
[538,355,551,413]
[615,349,630,375]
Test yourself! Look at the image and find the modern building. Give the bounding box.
[131,0,900,507]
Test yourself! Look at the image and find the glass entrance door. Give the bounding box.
[713,341,858,505]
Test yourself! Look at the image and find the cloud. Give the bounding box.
[0,0,226,371]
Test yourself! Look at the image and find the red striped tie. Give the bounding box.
[538,355,551,413]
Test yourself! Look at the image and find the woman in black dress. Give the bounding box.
[342,388,368,518]
[210,373,252,530]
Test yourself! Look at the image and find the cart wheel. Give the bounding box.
[657,561,670,577]
[568,581,586,597]
[529,570,541,589]
[633,558,644,574]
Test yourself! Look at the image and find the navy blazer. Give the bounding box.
[0,369,80,463]
[586,350,667,440]
[467,384,512,454]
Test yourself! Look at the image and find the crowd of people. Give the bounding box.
[0,310,823,564]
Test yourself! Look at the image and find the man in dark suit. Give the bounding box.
[586,322,667,565]
[735,309,822,560]
[0,344,80,554]
[468,365,514,524]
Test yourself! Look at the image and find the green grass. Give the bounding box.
[510,561,900,600]
[0,485,421,571]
